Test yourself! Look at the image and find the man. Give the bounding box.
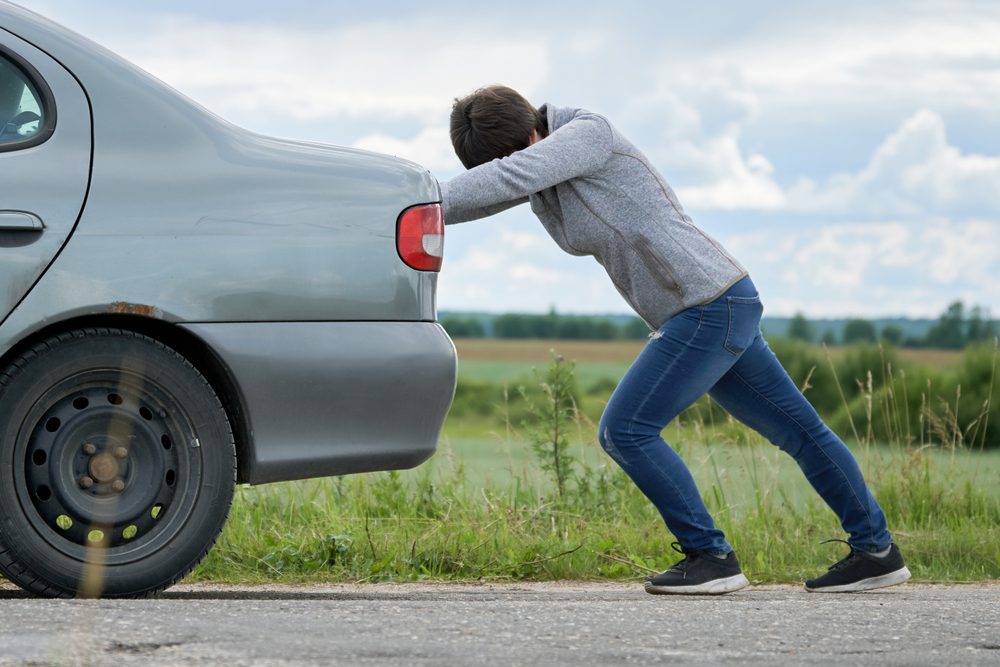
[0,59,39,141]
[438,85,911,595]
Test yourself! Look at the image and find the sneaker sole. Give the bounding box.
[644,573,749,595]
[804,566,911,593]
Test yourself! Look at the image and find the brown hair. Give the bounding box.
[0,60,26,121]
[450,85,546,169]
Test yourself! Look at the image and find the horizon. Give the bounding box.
[437,308,989,323]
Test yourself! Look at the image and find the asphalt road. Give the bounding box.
[1,582,998,666]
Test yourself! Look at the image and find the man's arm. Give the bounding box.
[439,196,529,226]
[439,111,614,224]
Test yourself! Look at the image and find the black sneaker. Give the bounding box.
[644,542,749,595]
[805,540,911,593]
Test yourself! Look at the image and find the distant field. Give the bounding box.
[452,338,964,386]
[455,338,646,363]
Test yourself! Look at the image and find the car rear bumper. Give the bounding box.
[180,321,457,485]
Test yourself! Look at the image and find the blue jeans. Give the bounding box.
[598,276,891,556]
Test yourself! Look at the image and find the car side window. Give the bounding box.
[0,52,47,147]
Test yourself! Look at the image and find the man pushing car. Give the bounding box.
[437,85,911,595]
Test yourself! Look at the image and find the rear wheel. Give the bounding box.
[0,328,235,597]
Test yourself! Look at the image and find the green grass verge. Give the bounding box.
[193,423,1000,585]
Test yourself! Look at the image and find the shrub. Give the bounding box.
[828,341,998,449]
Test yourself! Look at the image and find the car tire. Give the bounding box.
[0,328,236,598]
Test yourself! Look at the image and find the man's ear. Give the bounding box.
[529,129,542,145]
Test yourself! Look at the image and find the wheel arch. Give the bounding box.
[0,315,255,484]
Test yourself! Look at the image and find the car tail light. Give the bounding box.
[396,203,444,272]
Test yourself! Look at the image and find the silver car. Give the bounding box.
[0,2,456,598]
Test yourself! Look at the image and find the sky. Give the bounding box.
[12,0,1000,318]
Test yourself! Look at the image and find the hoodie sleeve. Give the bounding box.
[438,194,529,226]
[438,111,614,225]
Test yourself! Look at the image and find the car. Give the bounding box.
[0,1,456,598]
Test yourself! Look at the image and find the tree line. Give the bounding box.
[787,301,996,349]
[443,301,996,348]
[442,308,649,340]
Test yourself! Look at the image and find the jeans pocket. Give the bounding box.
[724,295,763,356]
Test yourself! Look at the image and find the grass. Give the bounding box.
[194,432,999,585]
[193,340,1000,585]
[453,339,966,401]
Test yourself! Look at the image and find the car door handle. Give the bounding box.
[0,211,45,231]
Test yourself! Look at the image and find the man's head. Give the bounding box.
[450,85,545,169]
[0,61,26,123]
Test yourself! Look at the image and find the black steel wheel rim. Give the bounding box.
[14,369,203,565]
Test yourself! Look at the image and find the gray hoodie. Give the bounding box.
[439,103,748,330]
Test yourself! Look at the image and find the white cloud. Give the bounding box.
[702,12,1000,115]
[615,12,1000,215]
[723,218,999,317]
[440,223,627,315]
[921,219,999,285]
[673,133,786,210]
[606,79,784,211]
[788,110,1000,216]
[353,126,459,171]
[724,222,912,294]
[782,223,912,290]
[498,229,551,252]
[85,16,549,125]
[661,108,1000,215]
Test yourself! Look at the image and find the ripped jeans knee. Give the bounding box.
[597,419,630,468]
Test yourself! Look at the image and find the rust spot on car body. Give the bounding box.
[110,302,162,318]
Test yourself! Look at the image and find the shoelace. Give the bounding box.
[644,542,694,581]
[819,538,863,572]
[665,541,699,573]
[645,542,719,582]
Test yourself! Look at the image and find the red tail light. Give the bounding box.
[396,203,444,272]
